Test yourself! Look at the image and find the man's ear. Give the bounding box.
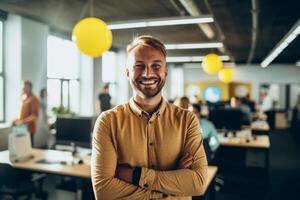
[125,68,129,79]
[165,65,168,76]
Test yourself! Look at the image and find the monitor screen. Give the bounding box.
[209,108,243,131]
[204,86,222,103]
[55,116,95,148]
[244,101,256,113]
[207,101,228,110]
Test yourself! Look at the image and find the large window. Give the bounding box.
[47,35,80,113]
[170,66,184,101]
[102,51,117,105]
[0,21,4,121]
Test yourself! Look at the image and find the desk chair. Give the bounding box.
[291,108,300,138]
[203,138,224,192]
[203,138,215,164]
[0,164,35,200]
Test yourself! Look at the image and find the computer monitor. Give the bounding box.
[207,101,228,110]
[244,101,256,113]
[55,116,96,148]
[209,108,243,131]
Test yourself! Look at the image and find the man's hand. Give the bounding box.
[178,153,193,169]
[115,164,134,183]
[12,119,23,126]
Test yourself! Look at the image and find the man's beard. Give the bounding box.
[131,77,165,98]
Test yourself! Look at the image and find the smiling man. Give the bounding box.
[91,35,207,200]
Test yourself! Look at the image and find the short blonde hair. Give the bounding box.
[127,35,167,58]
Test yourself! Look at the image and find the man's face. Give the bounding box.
[126,45,168,99]
[230,97,240,107]
[22,83,31,95]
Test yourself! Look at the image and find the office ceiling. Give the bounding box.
[0,0,299,65]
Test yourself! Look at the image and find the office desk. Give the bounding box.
[216,134,270,187]
[219,135,270,149]
[193,166,218,200]
[203,166,218,194]
[242,121,270,135]
[0,149,217,199]
[0,149,90,178]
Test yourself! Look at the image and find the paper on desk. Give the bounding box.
[218,135,229,142]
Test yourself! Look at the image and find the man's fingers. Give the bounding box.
[181,156,193,166]
[182,160,193,168]
[180,153,189,162]
[178,153,194,169]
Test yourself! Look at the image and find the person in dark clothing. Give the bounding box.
[98,83,111,112]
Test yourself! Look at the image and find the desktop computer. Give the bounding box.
[55,116,96,148]
[209,108,243,131]
[207,101,228,110]
[244,100,256,113]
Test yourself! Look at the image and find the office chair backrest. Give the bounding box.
[203,138,213,164]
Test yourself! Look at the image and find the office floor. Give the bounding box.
[216,129,300,200]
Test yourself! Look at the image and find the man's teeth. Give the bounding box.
[140,80,157,85]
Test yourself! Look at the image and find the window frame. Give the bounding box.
[0,20,5,122]
[47,34,81,113]
[47,78,80,112]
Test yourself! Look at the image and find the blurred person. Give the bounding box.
[12,81,39,145]
[91,35,207,199]
[261,92,273,112]
[192,104,219,152]
[98,83,111,113]
[230,96,252,125]
[174,96,192,111]
[34,88,51,148]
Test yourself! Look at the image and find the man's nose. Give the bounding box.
[143,65,154,77]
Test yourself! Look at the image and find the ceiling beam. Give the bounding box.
[108,15,213,30]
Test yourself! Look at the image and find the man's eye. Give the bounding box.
[153,64,161,68]
[135,64,145,68]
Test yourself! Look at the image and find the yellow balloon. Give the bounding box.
[99,29,112,53]
[218,68,234,83]
[202,53,223,74]
[72,17,112,57]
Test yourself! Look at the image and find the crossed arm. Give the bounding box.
[115,152,194,184]
[91,114,208,200]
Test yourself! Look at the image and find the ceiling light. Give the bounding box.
[261,19,300,68]
[108,15,213,30]
[223,62,237,67]
[179,0,215,39]
[166,55,230,63]
[108,22,147,29]
[165,42,223,50]
[183,62,236,68]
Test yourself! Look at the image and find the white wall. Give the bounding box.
[183,63,300,103]
[80,54,94,116]
[4,14,22,122]
[115,50,129,104]
[4,14,49,122]
[3,13,99,123]
[21,17,48,94]
[93,56,102,115]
